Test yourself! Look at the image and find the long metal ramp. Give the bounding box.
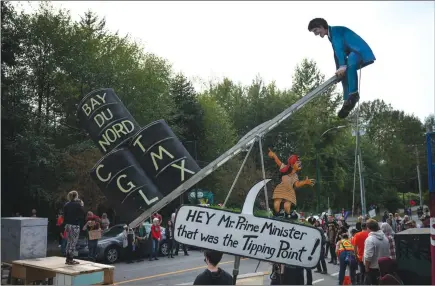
[129,74,339,228]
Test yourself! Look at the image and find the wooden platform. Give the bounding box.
[10,256,115,285]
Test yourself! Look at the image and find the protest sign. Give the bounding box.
[174,205,323,268]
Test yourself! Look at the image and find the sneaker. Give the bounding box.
[321,271,328,275]
[154,257,159,260]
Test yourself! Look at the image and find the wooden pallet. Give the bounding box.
[10,257,114,285]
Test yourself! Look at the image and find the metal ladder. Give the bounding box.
[129,75,339,228]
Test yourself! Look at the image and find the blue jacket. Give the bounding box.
[328,26,376,69]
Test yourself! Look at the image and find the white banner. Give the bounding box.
[174,205,323,268]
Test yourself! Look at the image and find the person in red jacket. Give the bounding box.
[150,217,161,261]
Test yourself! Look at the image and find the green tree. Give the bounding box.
[169,73,204,144]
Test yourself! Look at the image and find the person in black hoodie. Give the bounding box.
[63,190,85,265]
[193,250,233,285]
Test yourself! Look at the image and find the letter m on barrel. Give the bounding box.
[150,145,196,182]
[150,146,175,171]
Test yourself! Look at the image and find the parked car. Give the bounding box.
[76,223,168,263]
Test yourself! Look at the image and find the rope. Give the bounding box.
[352,64,363,218]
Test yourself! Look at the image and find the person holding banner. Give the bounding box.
[83,211,101,261]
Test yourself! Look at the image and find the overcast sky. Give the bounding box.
[21,1,434,121]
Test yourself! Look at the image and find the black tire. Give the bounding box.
[159,241,169,256]
[104,245,120,264]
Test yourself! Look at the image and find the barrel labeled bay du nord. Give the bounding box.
[90,148,163,221]
[129,120,201,196]
[77,88,140,154]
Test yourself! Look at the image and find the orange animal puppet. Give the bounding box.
[268,148,315,216]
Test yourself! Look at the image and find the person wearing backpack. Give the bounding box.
[336,233,357,285]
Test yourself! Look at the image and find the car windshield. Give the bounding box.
[102,225,124,238]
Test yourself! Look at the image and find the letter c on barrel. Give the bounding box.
[117,174,136,193]
[96,165,111,182]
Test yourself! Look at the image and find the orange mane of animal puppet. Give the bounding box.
[267,148,315,216]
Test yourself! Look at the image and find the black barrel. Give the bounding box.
[77,88,140,154]
[90,148,163,222]
[129,120,201,197]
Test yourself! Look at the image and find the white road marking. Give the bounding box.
[330,272,339,276]
[313,278,325,284]
[176,283,192,286]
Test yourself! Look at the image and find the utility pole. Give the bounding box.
[415,146,423,208]
[357,154,365,218]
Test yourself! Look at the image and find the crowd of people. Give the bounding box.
[269,214,405,285]
[306,214,406,285]
[381,210,430,230]
[15,192,429,285]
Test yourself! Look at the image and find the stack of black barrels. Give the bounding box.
[77,88,201,223]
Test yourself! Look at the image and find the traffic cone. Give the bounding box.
[343,275,351,285]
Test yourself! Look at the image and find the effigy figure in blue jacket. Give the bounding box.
[308,18,376,119]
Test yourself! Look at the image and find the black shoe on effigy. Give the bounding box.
[338,92,360,119]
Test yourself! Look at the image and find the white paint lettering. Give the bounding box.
[97,120,136,152]
[95,93,107,104]
[82,104,92,117]
[133,135,146,153]
[138,189,159,205]
[171,159,195,181]
[81,93,107,118]
[150,146,175,171]
[93,108,114,128]
[96,164,111,182]
[116,174,136,193]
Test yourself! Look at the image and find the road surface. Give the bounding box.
[113,250,342,285]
